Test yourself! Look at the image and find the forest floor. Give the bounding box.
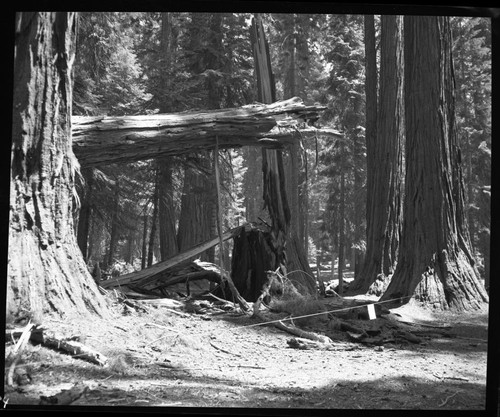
[4,288,490,413]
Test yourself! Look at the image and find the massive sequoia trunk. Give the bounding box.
[350,15,404,294]
[9,13,108,320]
[380,16,488,310]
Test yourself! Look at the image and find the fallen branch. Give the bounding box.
[209,341,242,357]
[438,390,459,407]
[228,364,265,369]
[395,320,452,329]
[252,270,276,316]
[271,317,332,344]
[30,330,108,366]
[133,298,185,310]
[164,308,190,318]
[433,374,469,382]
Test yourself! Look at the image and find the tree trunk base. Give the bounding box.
[381,249,489,312]
[7,231,109,321]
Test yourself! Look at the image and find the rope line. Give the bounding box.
[241,295,412,328]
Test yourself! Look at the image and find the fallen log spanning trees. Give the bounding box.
[72,97,329,167]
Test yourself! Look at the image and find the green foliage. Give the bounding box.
[74,12,151,116]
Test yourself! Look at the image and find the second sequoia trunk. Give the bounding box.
[380,16,488,310]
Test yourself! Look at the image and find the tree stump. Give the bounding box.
[229,224,282,302]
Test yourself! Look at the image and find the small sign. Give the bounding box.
[367,304,376,320]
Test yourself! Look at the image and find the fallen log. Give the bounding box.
[30,329,108,366]
[287,337,331,350]
[252,312,332,344]
[287,337,360,351]
[72,97,329,167]
[7,325,108,367]
[101,226,243,289]
[138,260,224,294]
[273,319,332,344]
[252,270,277,316]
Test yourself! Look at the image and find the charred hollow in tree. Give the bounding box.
[229,224,283,302]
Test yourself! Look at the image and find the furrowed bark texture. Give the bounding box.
[72,98,326,167]
[350,15,404,294]
[9,13,108,319]
[76,168,93,261]
[176,155,215,262]
[380,16,488,310]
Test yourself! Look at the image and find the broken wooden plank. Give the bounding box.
[72,97,327,167]
[100,226,243,289]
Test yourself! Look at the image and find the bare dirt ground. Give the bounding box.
[4,292,490,413]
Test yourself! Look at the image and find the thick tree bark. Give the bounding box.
[350,15,404,294]
[380,16,488,310]
[8,12,108,319]
[76,169,93,261]
[176,158,215,262]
